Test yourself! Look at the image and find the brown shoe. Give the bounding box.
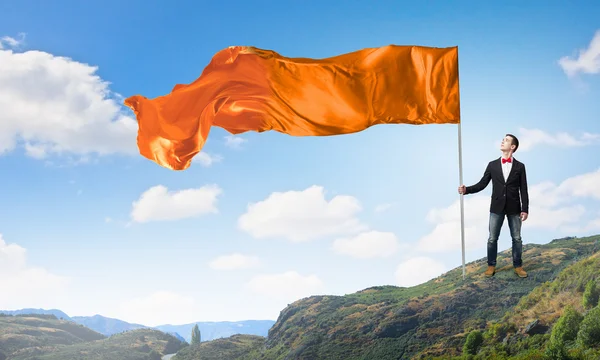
[514,267,527,278]
[485,266,495,277]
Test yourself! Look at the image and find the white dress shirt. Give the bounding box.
[501,156,513,182]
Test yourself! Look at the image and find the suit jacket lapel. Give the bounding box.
[496,158,505,184]
[506,159,517,183]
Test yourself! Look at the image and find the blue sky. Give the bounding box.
[1,0,599,326]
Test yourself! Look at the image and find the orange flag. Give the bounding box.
[124,45,460,170]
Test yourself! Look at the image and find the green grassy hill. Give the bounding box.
[172,234,600,360]
[0,315,186,360]
[429,242,600,359]
[0,313,105,359]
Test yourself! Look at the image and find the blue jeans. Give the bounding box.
[487,212,523,267]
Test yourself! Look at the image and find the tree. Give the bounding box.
[549,305,582,344]
[545,305,583,359]
[191,324,201,345]
[462,330,483,356]
[148,350,161,360]
[163,336,181,354]
[582,279,599,309]
[544,341,569,360]
[576,305,600,347]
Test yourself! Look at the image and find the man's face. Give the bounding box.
[500,136,514,152]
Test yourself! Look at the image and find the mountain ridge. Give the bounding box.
[0,310,275,343]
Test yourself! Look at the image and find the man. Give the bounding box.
[458,134,529,278]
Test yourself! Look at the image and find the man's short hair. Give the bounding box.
[506,134,519,152]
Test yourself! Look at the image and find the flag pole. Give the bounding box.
[456,47,466,281]
[458,122,466,281]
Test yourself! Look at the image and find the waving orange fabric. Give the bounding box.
[124,45,460,170]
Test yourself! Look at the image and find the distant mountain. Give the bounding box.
[0,309,71,321]
[1,311,274,344]
[155,320,275,343]
[70,315,274,342]
[71,315,147,336]
[166,332,186,343]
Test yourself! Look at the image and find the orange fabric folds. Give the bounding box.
[124,45,460,170]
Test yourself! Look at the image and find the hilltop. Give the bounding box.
[0,314,105,359]
[0,314,186,360]
[429,244,600,359]
[70,315,147,336]
[0,309,71,321]
[173,234,600,360]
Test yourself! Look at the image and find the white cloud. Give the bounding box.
[209,253,260,270]
[245,271,324,301]
[418,195,490,252]
[559,30,600,77]
[195,152,222,167]
[574,211,600,233]
[131,184,222,223]
[238,185,367,242]
[514,128,600,152]
[332,231,401,258]
[0,39,223,167]
[374,203,393,213]
[115,291,195,326]
[224,135,247,149]
[417,169,600,252]
[0,45,136,158]
[0,234,70,309]
[395,257,447,287]
[557,169,600,200]
[0,33,25,49]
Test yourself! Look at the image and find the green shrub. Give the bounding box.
[509,348,545,360]
[549,305,583,345]
[567,346,600,360]
[463,330,483,356]
[582,279,599,309]
[544,340,569,360]
[484,322,516,342]
[544,305,583,360]
[576,305,600,347]
[148,349,162,360]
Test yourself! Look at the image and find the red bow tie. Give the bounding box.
[502,157,512,164]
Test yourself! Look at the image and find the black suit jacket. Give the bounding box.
[466,157,529,215]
